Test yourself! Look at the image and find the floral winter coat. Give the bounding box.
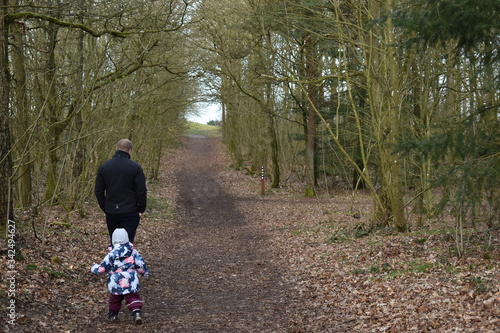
[91,242,150,295]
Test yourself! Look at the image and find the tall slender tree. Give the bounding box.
[0,0,14,236]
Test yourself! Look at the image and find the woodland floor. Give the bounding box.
[1,134,499,332]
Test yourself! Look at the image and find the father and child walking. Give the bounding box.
[91,139,149,325]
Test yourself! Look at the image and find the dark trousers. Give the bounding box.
[109,292,143,313]
[106,211,140,244]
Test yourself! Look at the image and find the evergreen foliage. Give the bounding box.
[394,0,500,50]
[397,109,500,227]
[394,0,500,229]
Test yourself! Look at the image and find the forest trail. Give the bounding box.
[144,135,294,331]
[124,134,499,333]
[5,134,497,333]
[3,134,345,333]
[139,134,329,332]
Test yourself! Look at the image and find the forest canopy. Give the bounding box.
[0,0,498,246]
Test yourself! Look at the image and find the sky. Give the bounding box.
[186,103,221,124]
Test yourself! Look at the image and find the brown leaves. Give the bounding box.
[212,142,499,332]
[1,137,498,332]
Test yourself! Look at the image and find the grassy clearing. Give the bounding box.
[185,121,221,137]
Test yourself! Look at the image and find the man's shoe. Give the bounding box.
[132,310,143,325]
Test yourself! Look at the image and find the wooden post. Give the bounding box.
[260,165,265,195]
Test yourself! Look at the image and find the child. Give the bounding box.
[91,228,150,325]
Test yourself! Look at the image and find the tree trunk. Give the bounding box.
[384,0,406,231]
[11,17,32,207]
[69,5,86,209]
[44,20,62,202]
[366,0,406,230]
[268,111,280,188]
[0,0,14,236]
[304,35,317,197]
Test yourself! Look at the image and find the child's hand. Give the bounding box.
[91,263,106,274]
[91,263,99,273]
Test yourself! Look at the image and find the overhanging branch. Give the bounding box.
[7,12,128,38]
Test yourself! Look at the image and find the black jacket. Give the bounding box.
[94,150,147,214]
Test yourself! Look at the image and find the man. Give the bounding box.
[95,139,147,244]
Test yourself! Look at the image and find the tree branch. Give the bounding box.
[7,12,128,38]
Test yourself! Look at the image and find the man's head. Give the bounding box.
[116,139,133,154]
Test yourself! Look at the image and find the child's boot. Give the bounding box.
[107,311,118,321]
[132,310,142,325]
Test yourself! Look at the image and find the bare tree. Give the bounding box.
[2,0,195,233]
[0,0,14,236]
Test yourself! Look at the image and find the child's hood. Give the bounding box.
[112,228,129,245]
[109,242,134,259]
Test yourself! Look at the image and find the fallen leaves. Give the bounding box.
[0,136,498,332]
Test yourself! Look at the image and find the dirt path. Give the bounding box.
[140,135,306,332]
[4,134,497,332]
[3,134,343,333]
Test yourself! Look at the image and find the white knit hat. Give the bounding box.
[112,228,129,245]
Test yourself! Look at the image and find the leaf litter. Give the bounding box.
[1,135,498,332]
